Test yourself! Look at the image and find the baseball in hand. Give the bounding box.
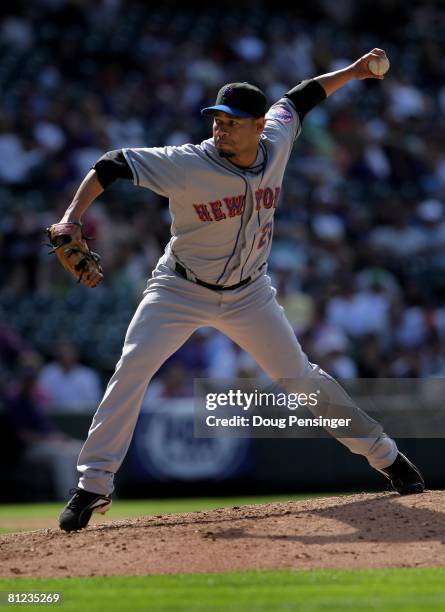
[368,55,390,76]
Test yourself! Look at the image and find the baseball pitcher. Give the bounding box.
[49,48,424,532]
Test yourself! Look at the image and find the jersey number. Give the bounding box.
[257,222,273,249]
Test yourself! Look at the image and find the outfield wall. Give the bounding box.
[1,407,443,502]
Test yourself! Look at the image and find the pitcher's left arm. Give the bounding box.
[285,48,389,121]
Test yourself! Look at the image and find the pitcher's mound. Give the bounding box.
[1,491,444,577]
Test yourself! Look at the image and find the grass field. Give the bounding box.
[1,495,443,611]
[1,569,444,611]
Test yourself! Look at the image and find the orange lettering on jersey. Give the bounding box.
[209,200,226,221]
[273,186,281,208]
[194,187,280,222]
[263,187,274,209]
[193,204,213,222]
[223,195,245,217]
[255,189,264,210]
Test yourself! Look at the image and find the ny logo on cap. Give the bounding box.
[222,85,234,102]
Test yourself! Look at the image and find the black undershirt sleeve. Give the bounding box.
[93,149,133,189]
[284,79,327,122]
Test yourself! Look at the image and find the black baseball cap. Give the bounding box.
[201,82,267,118]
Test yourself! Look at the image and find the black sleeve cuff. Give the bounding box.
[284,79,327,122]
[93,149,133,189]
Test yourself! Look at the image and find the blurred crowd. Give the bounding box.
[1,0,445,419]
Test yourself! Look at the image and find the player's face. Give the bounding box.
[212,112,265,164]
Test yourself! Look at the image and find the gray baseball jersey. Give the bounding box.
[122,97,300,285]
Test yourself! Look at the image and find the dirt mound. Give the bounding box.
[1,491,444,577]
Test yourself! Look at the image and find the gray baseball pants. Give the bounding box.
[77,263,397,496]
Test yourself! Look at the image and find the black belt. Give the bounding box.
[175,263,251,291]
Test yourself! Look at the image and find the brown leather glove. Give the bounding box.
[46,222,103,288]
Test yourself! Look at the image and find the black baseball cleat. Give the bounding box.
[377,452,425,495]
[59,488,112,532]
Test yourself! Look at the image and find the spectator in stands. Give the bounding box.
[4,365,83,500]
[38,341,102,412]
[312,327,358,379]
